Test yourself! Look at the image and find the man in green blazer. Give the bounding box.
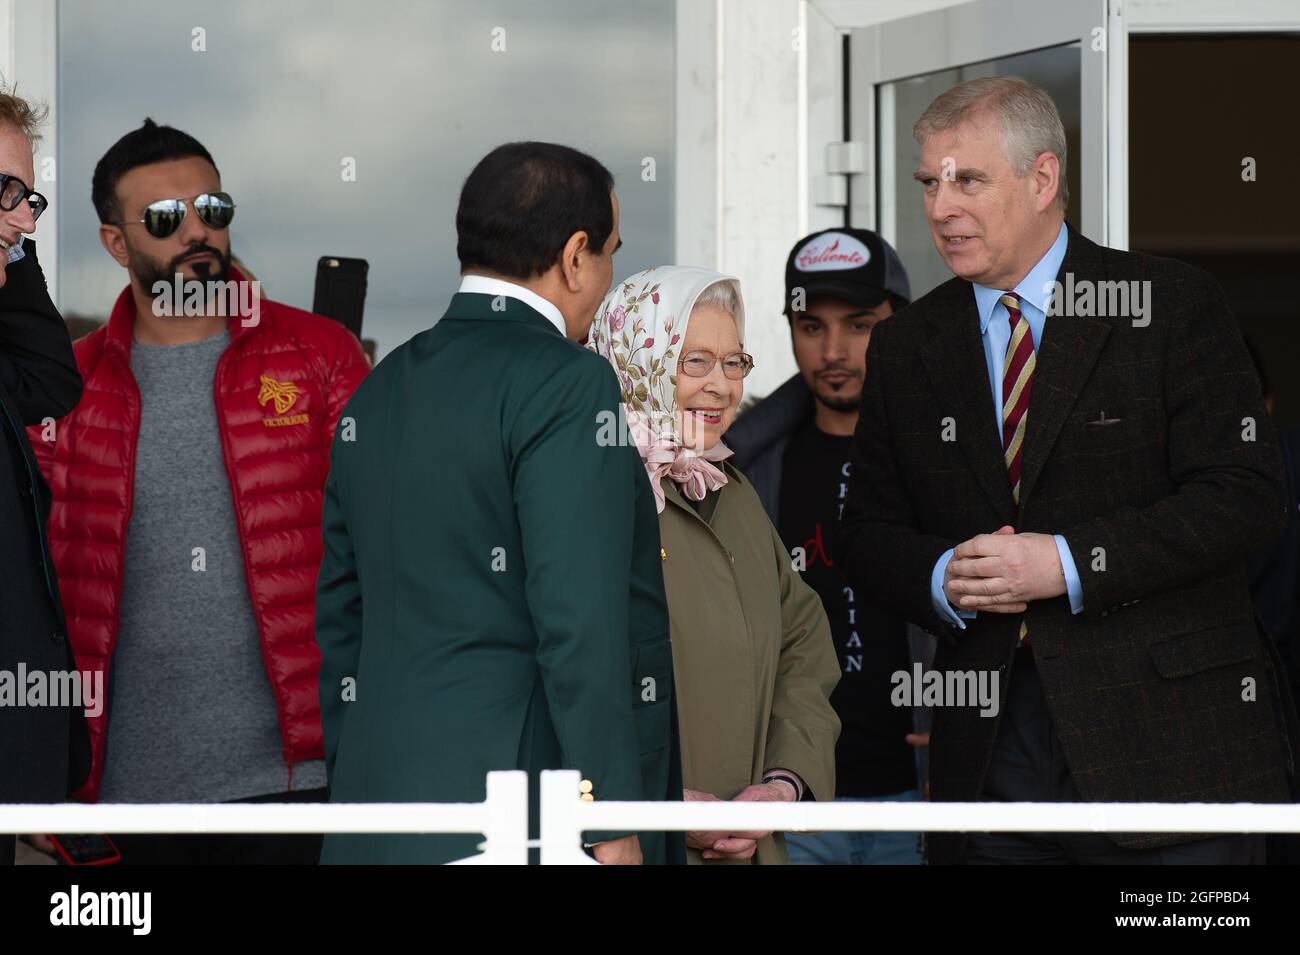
[316,142,683,864]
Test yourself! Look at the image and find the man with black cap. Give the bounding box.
[725,228,920,864]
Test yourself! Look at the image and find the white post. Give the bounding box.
[1106,0,1129,251]
[674,0,719,273]
[468,770,529,865]
[539,769,597,865]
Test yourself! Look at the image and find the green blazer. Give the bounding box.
[316,292,683,864]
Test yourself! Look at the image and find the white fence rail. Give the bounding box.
[4,770,1299,865]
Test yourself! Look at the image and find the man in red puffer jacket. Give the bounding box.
[28,120,368,864]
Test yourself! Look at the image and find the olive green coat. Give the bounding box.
[659,464,841,864]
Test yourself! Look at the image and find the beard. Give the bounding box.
[130,241,233,303]
[812,368,863,413]
[814,388,861,413]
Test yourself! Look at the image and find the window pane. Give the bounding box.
[57,0,675,358]
[878,43,1081,299]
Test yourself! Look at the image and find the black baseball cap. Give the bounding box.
[784,228,911,316]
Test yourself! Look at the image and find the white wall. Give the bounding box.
[675,0,975,398]
[1,0,58,300]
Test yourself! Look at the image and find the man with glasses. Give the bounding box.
[0,89,89,866]
[27,119,369,864]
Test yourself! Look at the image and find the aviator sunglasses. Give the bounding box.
[119,191,236,239]
[0,172,48,222]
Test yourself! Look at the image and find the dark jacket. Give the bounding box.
[316,292,684,864]
[0,243,90,802]
[723,373,812,522]
[839,226,1298,863]
[1250,425,1300,700]
[727,373,926,801]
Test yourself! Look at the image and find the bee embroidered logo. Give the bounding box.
[257,375,310,428]
[257,375,303,414]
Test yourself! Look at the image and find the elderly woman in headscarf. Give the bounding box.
[588,267,841,864]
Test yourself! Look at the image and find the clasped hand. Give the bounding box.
[684,781,795,861]
[943,525,1066,613]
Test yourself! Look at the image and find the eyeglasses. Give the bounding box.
[678,351,755,380]
[120,191,236,239]
[0,172,48,222]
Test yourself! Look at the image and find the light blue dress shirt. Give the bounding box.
[929,222,1084,629]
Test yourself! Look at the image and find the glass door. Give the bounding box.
[848,0,1107,299]
[1120,0,1300,429]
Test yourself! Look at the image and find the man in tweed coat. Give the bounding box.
[839,77,1296,864]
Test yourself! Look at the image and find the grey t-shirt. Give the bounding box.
[98,329,326,802]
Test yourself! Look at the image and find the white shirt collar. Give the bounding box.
[457,274,568,337]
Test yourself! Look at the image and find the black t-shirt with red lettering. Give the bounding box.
[777,419,917,797]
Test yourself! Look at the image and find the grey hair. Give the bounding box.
[692,279,741,322]
[913,76,1068,210]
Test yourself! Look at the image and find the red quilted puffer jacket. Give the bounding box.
[29,268,369,801]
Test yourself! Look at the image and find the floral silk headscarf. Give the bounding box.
[587,266,746,513]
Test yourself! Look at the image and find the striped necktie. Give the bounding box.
[1000,291,1035,502]
[999,291,1034,645]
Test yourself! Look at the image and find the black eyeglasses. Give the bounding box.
[0,172,48,222]
[120,191,236,239]
[678,351,755,380]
